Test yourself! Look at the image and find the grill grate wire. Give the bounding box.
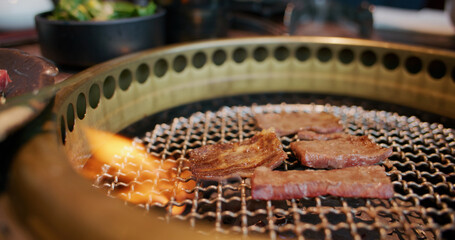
[89,103,455,240]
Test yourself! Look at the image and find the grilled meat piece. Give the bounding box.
[290,134,392,169]
[297,130,346,140]
[255,112,343,137]
[251,165,394,200]
[0,69,12,94]
[188,128,287,181]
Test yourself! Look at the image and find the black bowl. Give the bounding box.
[35,9,165,67]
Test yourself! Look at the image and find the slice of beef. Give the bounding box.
[251,165,394,200]
[290,134,393,169]
[297,130,346,140]
[254,112,343,137]
[188,128,287,181]
[0,69,12,94]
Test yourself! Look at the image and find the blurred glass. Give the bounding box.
[447,0,455,27]
[284,0,373,38]
[157,0,229,43]
[0,0,54,31]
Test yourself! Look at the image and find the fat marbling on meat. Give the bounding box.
[251,165,394,200]
[254,112,343,137]
[290,133,392,169]
[188,128,287,181]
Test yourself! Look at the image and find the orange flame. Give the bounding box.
[80,127,195,215]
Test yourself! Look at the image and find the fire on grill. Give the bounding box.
[66,103,454,240]
[80,127,195,215]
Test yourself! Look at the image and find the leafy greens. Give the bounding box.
[49,0,157,21]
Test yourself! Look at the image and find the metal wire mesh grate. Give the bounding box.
[90,103,455,240]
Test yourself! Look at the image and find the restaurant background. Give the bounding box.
[1,1,455,240]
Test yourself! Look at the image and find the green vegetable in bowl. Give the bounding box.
[49,0,157,21]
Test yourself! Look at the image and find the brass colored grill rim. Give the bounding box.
[7,37,455,240]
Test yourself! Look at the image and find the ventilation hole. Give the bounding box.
[338,48,354,64]
[436,165,454,174]
[395,163,413,172]
[253,46,268,62]
[357,229,380,240]
[447,175,455,184]
[76,93,86,120]
[332,229,351,240]
[409,184,430,195]
[394,184,408,195]
[317,47,332,63]
[274,46,290,61]
[119,69,132,91]
[422,147,437,155]
[361,50,377,67]
[302,230,325,239]
[428,212,452,225]
[428,60,446,79]
[326,213,347,225]
[402,174,422,184]
[103,76,115,99]
[89,84,100,109]
[154,58,168,78]
[423,173,443,185]
[296,46,310,62]
[442,230,455,240]
[66,103,75,132]
[434,184,450,196]
[212,49,227,66]
[383,53,399,70]
[136,63,150,83]
[173,55,187,73]
[420,197,443,209]
[192,52,207,69]
[442,199,455,209]
[60,116,66,145]
[233,48,247,63]
[405,56,423,74]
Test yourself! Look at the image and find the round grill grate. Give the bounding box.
[91,100,454,240]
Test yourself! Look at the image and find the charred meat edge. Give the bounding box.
[188,128,287,181]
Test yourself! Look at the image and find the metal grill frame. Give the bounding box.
[92,103,455,239]
[7,37,455,240]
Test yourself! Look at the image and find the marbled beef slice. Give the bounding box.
[251,165,394,200]
[290,134,393,169]
[255,112,343,137]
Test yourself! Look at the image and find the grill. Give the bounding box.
[6,37,455,240]
[94,102,455,239]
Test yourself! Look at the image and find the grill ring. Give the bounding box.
[7,37,455,240]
